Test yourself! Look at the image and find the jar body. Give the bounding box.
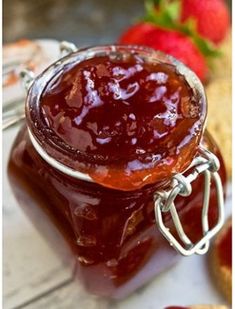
[8,126,226,299]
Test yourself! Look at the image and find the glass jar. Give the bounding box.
[8,44,227,299]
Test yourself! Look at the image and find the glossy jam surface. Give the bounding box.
[217,222,232,269]
[39,52,206,190]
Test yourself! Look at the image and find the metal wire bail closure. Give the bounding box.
[154,147,224,256]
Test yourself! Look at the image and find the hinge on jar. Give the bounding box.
[154,147,224,256]
[60,41,78,56]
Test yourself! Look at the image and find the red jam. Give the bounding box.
[217,222,232,269]
[8,46,226,299]
[40,53,205,190]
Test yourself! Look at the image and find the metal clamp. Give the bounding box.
[154,147,224,256]
[19,68,35,91]
[60,41,78,56]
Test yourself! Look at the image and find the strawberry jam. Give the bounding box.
[8,46,226,298]
[39,50,205,190]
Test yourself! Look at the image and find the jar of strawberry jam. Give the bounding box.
[8,44,226,298]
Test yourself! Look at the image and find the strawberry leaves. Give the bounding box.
[144,0,181,27]
[177,18,221,58]
[143,0,220,58]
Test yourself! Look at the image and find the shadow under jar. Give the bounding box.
[8,45,227,299]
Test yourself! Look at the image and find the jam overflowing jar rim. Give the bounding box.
[20,42,224,257]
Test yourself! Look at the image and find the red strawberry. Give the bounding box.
[118,23,157,45]
[181,0,230,44]
[119,23,208,81]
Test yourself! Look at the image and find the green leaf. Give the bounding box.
[165,1,181,21]
[145,0,181,22]
[145,0,159,17]
[144,1,179,29]
[177,19,221,57]
[192,34,221,57]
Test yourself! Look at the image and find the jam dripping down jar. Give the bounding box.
[8,44,227,299]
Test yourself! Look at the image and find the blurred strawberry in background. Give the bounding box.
[119,0,230,82]
[119,23,208,81]
[181,0,230,44]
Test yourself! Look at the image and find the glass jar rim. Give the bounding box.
[25,44,207,186]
